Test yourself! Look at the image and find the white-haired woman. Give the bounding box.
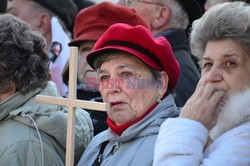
[154,2,250,166]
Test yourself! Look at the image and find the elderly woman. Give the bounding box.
[154,2,250,165]
[0,14,93,165]
[77,23,180,165]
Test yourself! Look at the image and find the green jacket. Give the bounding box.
[0,81,93,165]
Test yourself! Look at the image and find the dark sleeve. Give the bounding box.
[173,49,200,107]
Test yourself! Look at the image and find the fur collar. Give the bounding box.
[209,89,250,140]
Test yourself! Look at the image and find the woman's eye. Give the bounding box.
[121,71,132,78]
[100,75,109,81]
[226,60,236,67]
[202,62,213,69]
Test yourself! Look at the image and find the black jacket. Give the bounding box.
[156,29,200,107]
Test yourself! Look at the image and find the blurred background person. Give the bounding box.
[63,2,150,135]
[154,2,250,165]
[73,0,95,11]
[0,0,7,13]
[118,0,202,107]
[7,0,78,96]
[197,0,206,12]
[0,14,93,165]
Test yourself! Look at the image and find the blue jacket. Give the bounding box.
[78,95,179,166]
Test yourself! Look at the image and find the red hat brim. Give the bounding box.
[87,45,162,71]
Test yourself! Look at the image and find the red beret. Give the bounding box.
[68,2,149,46]
[87,23,180,90]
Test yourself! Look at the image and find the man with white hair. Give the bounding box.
[119,0,202,107]
[8,0,78,96]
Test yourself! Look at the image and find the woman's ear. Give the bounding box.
[0,82,16,101]
[157,71,169,98]
[151,6,171,30]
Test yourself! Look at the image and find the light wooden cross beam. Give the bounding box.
[36,47,109,166]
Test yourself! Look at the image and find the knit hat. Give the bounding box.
[68,2,149,46]
[33,0,77,31]
[87,23,180,90]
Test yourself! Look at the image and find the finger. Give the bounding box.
[196,75,207,89]
[195,76,214,97]
[201,83,223,102]
[198,84,214,103]
[191,84,205,98]
[208,90,226,116]
[195,79,204,93]
[207,92,227,130]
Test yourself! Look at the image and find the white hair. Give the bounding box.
[163,0,189,29]
[190,1,250,65]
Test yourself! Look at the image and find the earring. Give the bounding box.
[157,96,161,103]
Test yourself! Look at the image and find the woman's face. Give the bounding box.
[201,38,250,93]
[78,41,96,84]
[98,53,167,125]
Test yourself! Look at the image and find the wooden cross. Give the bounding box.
[36,47,109,166]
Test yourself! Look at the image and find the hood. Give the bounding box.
[0,81,93,161]
[103,94,180,143]
[209,89,250,140]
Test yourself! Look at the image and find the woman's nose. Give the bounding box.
[203,66,223,83]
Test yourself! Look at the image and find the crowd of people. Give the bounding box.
[0,0,249,165]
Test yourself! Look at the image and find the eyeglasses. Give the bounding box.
[125,0,164,6]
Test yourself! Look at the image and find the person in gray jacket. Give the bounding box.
[77,23,180,165]
[0,14,93,165]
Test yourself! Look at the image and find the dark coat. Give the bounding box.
[156,29,200,107]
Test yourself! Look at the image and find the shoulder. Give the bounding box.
[0,120,34,152]
[86,130,108,150]
[204,122,250,165]
[0,120,64,165]
[158,117,208,143]
[78,131,108,165]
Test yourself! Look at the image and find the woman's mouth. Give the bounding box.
[110,101,125,109]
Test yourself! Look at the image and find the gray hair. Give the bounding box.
[0,14,50,94]
[93,51,161,81]
[190,1,250,65]
[163,0,189,29]
[204,0,228,11]
[93,51,171,95]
